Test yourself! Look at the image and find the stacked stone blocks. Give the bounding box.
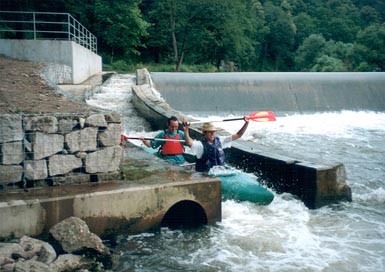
[0,113,122,189]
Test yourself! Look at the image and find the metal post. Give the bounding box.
[33,12,36,40]
[67,14,71,41]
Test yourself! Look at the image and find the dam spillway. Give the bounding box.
[150,72,385,113]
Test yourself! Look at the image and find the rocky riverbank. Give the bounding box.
[0,216,115,271]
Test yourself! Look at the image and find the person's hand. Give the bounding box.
[139,136,146,143]
[182,118,190,129]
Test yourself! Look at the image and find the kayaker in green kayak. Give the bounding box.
[183,117,249,172]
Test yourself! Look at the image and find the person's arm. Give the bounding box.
[139,136,151,147]
[232,116,249,141]
[140,132,164,148]
[182,121,193,147]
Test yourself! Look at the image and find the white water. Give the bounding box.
[87,74,385,272]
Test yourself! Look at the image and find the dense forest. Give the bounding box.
[1,0,385,72]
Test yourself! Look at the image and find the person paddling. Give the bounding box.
[140,116,190,165]
[183,117,249,172]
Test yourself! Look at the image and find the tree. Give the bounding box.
[311,55,345,72]
[295,34,326,71]
[355,23,385,71]
[262,1,296,71]
[63,0,149,64]
[145,0,262,71]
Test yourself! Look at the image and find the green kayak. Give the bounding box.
[208,166,274,205]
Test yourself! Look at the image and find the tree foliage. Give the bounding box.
[1,0,384,71]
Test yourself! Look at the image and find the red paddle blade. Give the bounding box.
[248,111,276,122]
[121,133,130,142]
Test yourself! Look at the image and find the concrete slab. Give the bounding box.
[0,144,221,239]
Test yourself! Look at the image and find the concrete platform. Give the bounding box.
[0,144,221,239]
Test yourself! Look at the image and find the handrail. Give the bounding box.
[0,11,97,53]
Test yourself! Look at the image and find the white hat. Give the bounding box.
[199,122,222,132]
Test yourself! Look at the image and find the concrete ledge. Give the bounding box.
[0,144,221,239]
[132,68,352,209]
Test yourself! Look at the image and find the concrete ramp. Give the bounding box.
[151,72,385,113]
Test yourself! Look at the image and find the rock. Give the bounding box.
[24,116,59,133]
[28,132,64,160]
[13,259,50,272]
[19,236,57,264]
[49,217,105,254]
[65,127,98,152]
[49,254,94,272]
[0,114,23,143]
[85,146,122,173]
[86,113,107,127]
[49,216,112,268]
[0,242,26,260]
[0,165,23,184]
[1,141,23,164]
[105,112,121,123]
[99,123,121,147]
[24,160,48,180]
[58,118,78,134]
[48,154,82,176]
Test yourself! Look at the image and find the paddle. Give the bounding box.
[121,133,185,142]
[188,111,276,124]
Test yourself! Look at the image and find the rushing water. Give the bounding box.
[87,74,385,272]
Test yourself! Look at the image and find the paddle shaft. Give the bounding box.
[188,111,275,124]
[123,136,185,142]
[189,118,242,124]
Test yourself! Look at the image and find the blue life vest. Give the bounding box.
[195,137,225,172]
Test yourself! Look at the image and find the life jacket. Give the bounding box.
[195,137,225,172]
[160,131,184,156]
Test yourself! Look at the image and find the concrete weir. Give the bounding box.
[0,144,221,238]
[133,69,353,209]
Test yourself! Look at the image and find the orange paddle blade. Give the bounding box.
[248,111,276,122]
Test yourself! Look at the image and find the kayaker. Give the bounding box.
[140,116,191,165]
[183,117,249,172]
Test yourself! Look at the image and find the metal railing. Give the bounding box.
[0,11,97,53]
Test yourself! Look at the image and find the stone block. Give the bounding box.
[1,141,23,164]
[24,116,58,133]
[58,117,78,134]
[99,123,121,147]
[28,132,64,160]
[0,165,23,183]
[25,160,48,180]
[0,114,23,143]
[65,127,97,153]
[85,146,122,173]
[104,113,121,123]
[85,113,107,127]
[48,154,83,176]
[51,173,90,185]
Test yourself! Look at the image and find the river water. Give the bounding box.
[87,74,385,272]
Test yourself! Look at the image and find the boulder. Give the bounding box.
[49,216,112,268]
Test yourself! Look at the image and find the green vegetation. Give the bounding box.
[1,0,384,72]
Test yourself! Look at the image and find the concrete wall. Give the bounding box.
[151,72,385,113]
[0,39,101,84]
[0,178,221,238]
